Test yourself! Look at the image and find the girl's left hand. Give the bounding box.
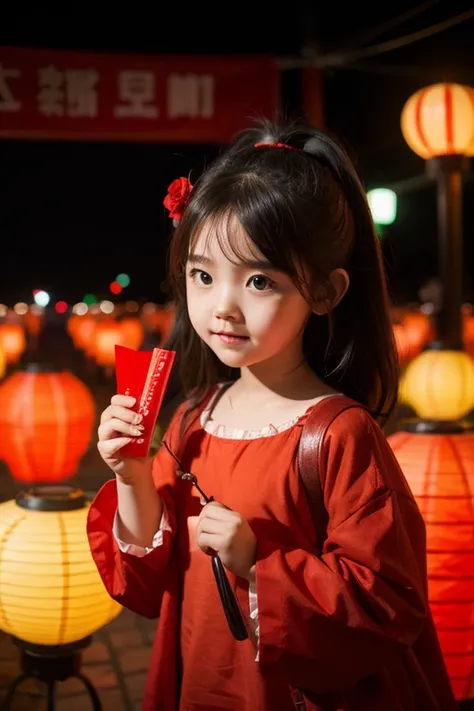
[196,501,257,582]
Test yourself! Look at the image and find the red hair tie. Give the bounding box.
[254,142,297,151]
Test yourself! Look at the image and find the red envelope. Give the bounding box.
[115,344,176,457]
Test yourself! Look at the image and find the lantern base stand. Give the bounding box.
[425,338,465,352]
[0,636,102,711]
[400,418,474,435]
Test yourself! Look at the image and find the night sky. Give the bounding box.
[1,1,474,306]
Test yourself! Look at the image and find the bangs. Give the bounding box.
[186,205,310,297]
[191,210,281,268]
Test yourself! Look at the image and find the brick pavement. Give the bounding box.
[0,607,156,711]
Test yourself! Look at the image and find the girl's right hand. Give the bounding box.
[97,394,152,482]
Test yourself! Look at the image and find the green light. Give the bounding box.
[367,188,397,226]
[83,293,98,305]
[116,273,131,288]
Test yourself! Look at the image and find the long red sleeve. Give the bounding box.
[87,404,187,619]
[255,408,429,696]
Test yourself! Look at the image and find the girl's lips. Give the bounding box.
[213,332,249,345]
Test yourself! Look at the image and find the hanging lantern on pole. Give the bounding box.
[401,82,474,349]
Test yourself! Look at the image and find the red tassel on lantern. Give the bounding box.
[388,420,474,701]
[0,365,95,483]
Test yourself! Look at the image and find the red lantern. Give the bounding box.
[0,365,95,483]
[388,421,474,700]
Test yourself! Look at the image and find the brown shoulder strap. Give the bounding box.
[298,395,363,553]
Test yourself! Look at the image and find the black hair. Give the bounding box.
[165,118,398,422]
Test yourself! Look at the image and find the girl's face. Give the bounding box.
[186,215,312,373]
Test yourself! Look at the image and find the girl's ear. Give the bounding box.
[313,268,350,316]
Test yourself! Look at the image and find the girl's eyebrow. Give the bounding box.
[187,252,276,271]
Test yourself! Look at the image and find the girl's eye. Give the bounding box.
[189,268,213,286]
[248,275,273,292]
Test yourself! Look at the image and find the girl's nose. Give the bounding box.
[214,304,238,321]
[213,290,242,322]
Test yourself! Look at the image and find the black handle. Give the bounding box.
[211,555,248,641]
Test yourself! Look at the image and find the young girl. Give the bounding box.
[87,119,457,711]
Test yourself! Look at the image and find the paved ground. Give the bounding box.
[0,607,156,711]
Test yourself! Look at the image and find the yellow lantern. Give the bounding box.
[399,349,474,420]
[0,486,121,646]
[401,83,474,159]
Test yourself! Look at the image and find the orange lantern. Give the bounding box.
[393,323,413,366]
[159,303,175,344]
[68,314,97,352]
[0,323,26,364]
[0,365,95,482]
[120,316,144,350]
[23,309,43,338]
[0,343,6,381]
[401,310,433,354]
[464,314,474,359]
[388,420,474,700]
[93,320,128,367]
[401,83,474,159]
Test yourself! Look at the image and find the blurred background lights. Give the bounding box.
[115,273,130,288]
[55,301,68,314]
[99,300,114,314]
[73,302,88,316]
[109,281,122,295]
[367,188,397,226]
[14,303,28,316]
[0,304,8,317]
[125,300,139,312]
[83,294,98,306]
[33,290,50,307]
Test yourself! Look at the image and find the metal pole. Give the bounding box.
[427,155,468,349]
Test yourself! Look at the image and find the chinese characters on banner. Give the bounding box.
[0,47,281,143]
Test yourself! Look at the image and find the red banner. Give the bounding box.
[0,47,280,143]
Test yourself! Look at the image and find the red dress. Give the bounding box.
[87,393,457,711]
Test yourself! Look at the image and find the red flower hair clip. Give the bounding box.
[163,177,193,222]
